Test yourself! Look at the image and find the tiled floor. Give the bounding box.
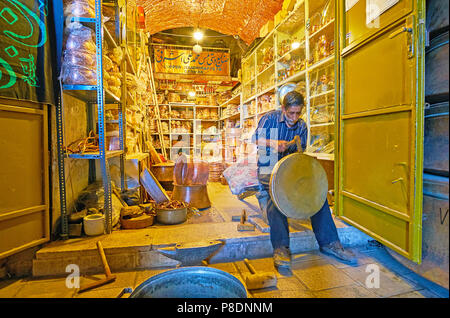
[0,245,446,298]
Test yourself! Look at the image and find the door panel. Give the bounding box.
[343,23,414,114]
[337,0,425,263]
[0,102,49,259]
[342,111,411,214]
[344,0,413,50]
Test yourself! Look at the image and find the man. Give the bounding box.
[252,90,356,269]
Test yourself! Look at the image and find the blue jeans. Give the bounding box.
[257,171,340,250]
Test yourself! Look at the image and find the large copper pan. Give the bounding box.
[269,136,328,219]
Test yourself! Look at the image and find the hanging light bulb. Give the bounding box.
[291,41,301,50]
[193,30,204,41]
[193,44,203,54]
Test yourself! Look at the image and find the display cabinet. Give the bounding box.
[240,0,336,160]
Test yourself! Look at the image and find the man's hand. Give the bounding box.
[268,140,289,153]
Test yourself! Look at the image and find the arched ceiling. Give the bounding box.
[137,0,284,44]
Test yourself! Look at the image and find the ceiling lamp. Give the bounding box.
[193,30,204,41]
[193,44,203,54]
[188,91,196,98]
[291,41,301,50]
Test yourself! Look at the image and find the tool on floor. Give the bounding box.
[237,209,255,231]
[78,241,116,293]
[117,287,133,298]
[243,258,277,290]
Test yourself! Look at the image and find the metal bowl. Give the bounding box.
[156,206,187,224]
[277,83,297,105]
[130,267,247,298]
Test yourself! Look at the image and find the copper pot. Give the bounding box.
[172,184,211,210]
[151,162,175,182]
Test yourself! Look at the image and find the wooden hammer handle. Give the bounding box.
[286,135,302,153]
[244,258,256,275]
[97,241,112,277]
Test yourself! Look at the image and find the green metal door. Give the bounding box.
[336,0,425,263]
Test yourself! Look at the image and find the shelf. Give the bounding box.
[277,69,307,87]
[309,19,335,39]
[277,42,306,62]
[220,112,240,121]
[66,16,96,24]
[219,94,241,107]
[196,105,220,108]
[304,152,334,160]
[310,122,335,128]
[62,85,121,104]
[65,150,124,160]
[126,153,149,161]
[106,119,120,124]
[103,25,118,49]
[308,55,334,72]
[309,89,335,99]
[257,62,275,78]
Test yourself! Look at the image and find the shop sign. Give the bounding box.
[154,46,230,77]
[0,0,54,104]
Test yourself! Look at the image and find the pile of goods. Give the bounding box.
[208,161,224,182]
[64,130,98,154]
[155,200,188,210]
[120,203,156,229]
[61,22,97,85]
[63,0,95,19]
[171,121,192,134]
[258,94,275,113]
[223,103,240,117]
[197,108,219,120]
[258,46,274,73]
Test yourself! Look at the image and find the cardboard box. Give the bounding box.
[260,20,274,38]
[274,9,288,26]
[282,0,297,13]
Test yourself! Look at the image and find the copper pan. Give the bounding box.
[151,162,175,182]
[172,184,211,210]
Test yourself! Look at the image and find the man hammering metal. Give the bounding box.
[252,90,357,270]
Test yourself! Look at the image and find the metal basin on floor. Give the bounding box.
[130,267,247,298]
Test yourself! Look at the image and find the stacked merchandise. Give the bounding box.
[208,161,224,182]
[61,21,97,85]
[258,94,276,114]
[197,108,219,120]
[223,103,240,118]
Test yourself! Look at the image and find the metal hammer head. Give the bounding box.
[245,273,277,290]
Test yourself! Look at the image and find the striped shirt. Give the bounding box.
[251,110,307,174]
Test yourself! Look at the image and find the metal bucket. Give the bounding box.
[424,102,449,176]
[425,31,449,103]
[130,267,247,298]
[426,0,449,38]
[156,206,187,225]
[387,173,449,290]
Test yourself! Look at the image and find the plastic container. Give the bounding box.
[83,214,105,236]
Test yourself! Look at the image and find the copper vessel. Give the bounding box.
[172,184,211,210]
[151,162,175,182]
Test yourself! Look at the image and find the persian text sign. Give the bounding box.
[0,0,54,104]
[154,47,230,77]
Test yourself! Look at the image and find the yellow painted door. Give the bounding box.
[0,100,50,259]
[336,0,425,262]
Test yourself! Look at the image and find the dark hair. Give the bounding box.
[177,149,183,154]
[283,91,304,109]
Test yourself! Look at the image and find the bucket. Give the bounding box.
[83,214,105,236]
[425,31,449,103]
[387,174,449,290]
[130,267,247,298]
[424,102,449,176]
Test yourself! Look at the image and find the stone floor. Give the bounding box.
[0,244,446,298]
[0,183,448,298]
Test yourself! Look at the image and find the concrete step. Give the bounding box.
[32,217,372,277]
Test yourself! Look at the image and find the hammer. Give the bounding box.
[243,258,277,290]
[78,241,116,293]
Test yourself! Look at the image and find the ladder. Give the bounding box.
[146,55,167,158]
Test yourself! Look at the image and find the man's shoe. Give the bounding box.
[273,246,291,269]
[319,241,358,265]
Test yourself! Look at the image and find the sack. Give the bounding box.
[222,159,260,196]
